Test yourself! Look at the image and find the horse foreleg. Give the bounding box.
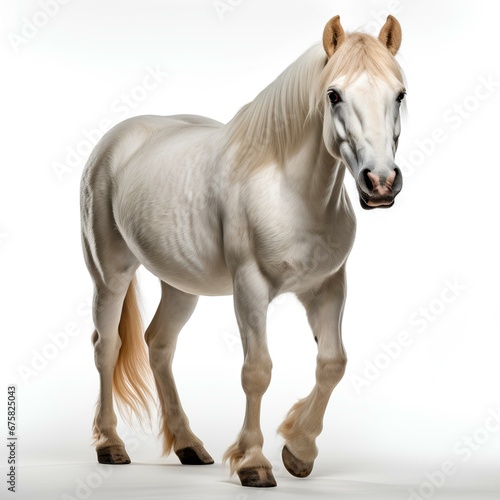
[223,262,276,487]
[278,267,347,477]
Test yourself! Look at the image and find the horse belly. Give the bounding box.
[122,205,233,295]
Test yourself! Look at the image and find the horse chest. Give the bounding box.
[258,222,355,293]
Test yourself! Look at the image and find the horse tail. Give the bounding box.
[113,276,154,424]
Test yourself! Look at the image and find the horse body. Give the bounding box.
[81,15,406,488]
[90,109,355,297]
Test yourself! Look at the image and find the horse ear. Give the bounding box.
[378,15,402,56]
[322,15,345,58]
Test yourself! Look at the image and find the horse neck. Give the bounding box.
[283,116,347,219]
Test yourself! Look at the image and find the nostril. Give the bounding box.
[362,169,373,191]
[392,167,403,193]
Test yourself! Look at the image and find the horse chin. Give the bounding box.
[359,197,395,210]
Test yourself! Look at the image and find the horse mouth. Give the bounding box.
[359,196,395,210]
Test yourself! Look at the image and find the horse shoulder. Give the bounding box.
[226,170,356,291]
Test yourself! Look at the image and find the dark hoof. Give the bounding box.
[237,467,277,488]
[282,445,313,478]
[96,445,131,465]
[175,446,214,465]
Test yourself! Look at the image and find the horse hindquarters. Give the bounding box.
[81,149,153,464]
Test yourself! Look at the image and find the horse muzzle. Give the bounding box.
[356,168,402,210]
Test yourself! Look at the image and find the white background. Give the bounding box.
[1,0,500,499]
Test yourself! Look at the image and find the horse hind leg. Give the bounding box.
[82,168,153,464]
[89,259,155,465]
[145,281,213,465]
[90,272,146,464]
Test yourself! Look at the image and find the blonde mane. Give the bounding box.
[225,32,405,171]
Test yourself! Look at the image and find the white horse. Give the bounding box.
[81,15,406,488]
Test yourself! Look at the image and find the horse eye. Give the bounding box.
[328,90,341,106]
[396,92,406,103]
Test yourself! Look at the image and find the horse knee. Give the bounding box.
[242,354,272,395]
[316,354,346,390]
[94,335,122,369]
[146,340,166,372]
